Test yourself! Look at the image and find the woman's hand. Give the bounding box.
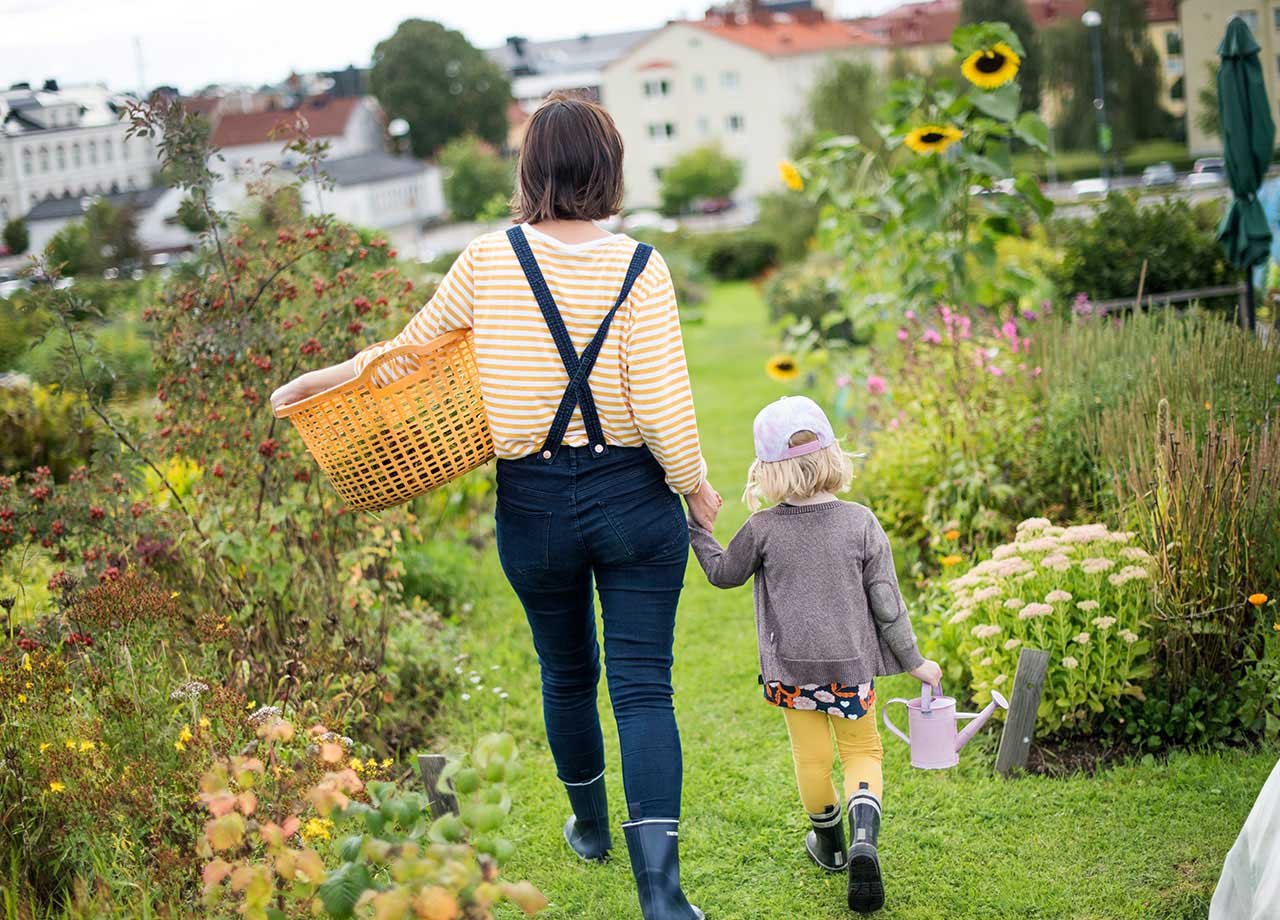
[685,479,723,531]
[269,359,357,414]
[909,658,943,689]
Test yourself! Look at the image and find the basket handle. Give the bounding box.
[272,330,469,418]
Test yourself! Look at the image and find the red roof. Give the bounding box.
[211,96,362,149]
[855,0,1170,48]
[178,96,221,117]
[693,14,884,56]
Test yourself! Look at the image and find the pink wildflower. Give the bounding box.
[867,375,886,395]
[921,328,942,345]
[835,375,851,389]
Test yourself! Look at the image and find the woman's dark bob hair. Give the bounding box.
[511,92,625,224]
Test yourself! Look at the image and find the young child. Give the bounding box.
[689,395,941,914]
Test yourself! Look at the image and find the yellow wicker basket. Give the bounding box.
[274,330,494,511]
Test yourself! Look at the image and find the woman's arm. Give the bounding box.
[270,244,478,412]
[622,251,708,497]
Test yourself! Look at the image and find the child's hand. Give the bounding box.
[909,659,943,689]
[686,480,722,531]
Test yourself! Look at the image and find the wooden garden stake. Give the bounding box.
[995,647,1050,776]
[418,753,460,817]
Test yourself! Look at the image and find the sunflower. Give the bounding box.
[778,160,804,192]
[765,354,800,382]
[961,42,1021,89]
[904,125,964,155]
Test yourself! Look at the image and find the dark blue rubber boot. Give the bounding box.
[622,819,705,920]
[562,774,612,862]
[847,783,885,913]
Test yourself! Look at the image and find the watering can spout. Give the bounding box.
[954,690,1009,752]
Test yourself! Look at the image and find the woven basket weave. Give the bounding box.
[275,330,494,511]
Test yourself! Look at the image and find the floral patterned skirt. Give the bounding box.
[763,680,876,719]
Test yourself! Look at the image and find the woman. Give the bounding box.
[270,93,719,920]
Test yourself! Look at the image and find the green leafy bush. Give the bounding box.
[658,145,742,216]
[0,378,93,479]
[763,251,862,343]
[754,191,819,264]
[2,217,29,255]
[439,136,513,222]
[928,518,1154,736]
[690,227,779,281]
[1049,195,1235,307]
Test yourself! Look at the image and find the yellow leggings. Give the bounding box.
[782,706,884,813]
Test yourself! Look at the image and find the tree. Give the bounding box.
[1041,0,1172,151]
[1196,63,1220,139]
[658,146,742,216]
[43,200,140,277]
[45,221,92,276]
[438,136,512,221]
[2,217,29,255]
[369,19,511,158]
[960,0,1040,113]
[798,59,882,155]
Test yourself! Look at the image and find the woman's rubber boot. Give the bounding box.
[562,774,612,863]
[805,803,848,872]
[847,783,884,913]
[622,819,705,920]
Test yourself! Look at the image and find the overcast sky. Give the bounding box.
[1,0,901,95]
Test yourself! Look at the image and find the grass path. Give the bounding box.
[433,282,1276,919]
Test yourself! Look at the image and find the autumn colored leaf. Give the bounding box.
[205,813,246,852]
[503,881,548,916]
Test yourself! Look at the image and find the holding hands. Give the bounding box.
[686,479,723,531]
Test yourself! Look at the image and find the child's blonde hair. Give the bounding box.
[743,430,855,511]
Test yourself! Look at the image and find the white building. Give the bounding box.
[488,30,657,116]
[206,95,444,244]
[600,9,885,207]
[0,83,155,224]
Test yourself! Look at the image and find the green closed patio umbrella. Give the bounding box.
[1215,16,1275,331]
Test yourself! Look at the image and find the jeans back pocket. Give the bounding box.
[495,501,553,578]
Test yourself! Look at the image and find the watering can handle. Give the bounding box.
[882,698,911,744]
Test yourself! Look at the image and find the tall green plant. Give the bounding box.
[793,22,1053,324]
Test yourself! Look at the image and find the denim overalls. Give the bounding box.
[494,226,691,821]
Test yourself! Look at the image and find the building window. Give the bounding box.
[1236,10,1259,32]
[1170,75,1185,101]
[72,143,81,167]
[643,79,671,97]
[56,144,65,169]
[0,198,7,222]
[0,153,4,178]
[104,139,113,163]
[697,115,710,135]
[1165,31,1181,55]
[122,141,130,161]
[22,147,32,176]
[693,75,705,93]
[88,141,97,165]
[721,71,740,89]
[39,146,49,172]
[726,113,745,132]
[647,122,676,140]
[653,166,666,181]
[1274,6,1280,29]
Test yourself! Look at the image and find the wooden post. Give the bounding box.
[995,647,1050,777]
[417,753,459,817]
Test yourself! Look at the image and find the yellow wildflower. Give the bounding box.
[904,125,963,155]
[960,42,1020,89]
[17,693,26,704]
[350,757,364,773]
[175,740,186,753]
[178,725,194,744]
[944,529,961,541]
[778,160,804,192]
[300,817,334,842]
[170,591,181,599]
[1248,593,1268,607]
[79,740,95,752]
[39,742,52,754]
[199,717,211,730]
[48,781,66,793]
[21,654,32,672]
[941,554,963,567]
[765,354,800,382]
[64,740,76,751]
[381,758,392,769]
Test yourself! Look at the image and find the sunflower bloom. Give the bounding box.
[961,42,1021,89]
[766,355,800,382]
[904,125,963,155]
[778,160,804,192]
[1248,593,1268,606]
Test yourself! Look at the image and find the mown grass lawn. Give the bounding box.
[433,281,1277,920]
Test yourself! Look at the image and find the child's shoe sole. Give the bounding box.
[846,844,884,913]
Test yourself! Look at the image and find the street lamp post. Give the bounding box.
[1082,10,1111,182]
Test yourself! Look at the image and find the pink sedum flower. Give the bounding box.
[867,375,887,395]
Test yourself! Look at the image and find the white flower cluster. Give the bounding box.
[1107,565,1150,586]
[170,679,210,701]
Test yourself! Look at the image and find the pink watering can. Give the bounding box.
[883,684,1009,770]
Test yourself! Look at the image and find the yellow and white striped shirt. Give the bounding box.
[353,225,706,495]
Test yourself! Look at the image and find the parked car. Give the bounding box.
[969,178,1016,197]
[1185,157,1226,189]
[1142,162,1178,187]
[1071,177,1110,199]
[695,197,734,215]
[622,210,678,233]
[0,276,29,300]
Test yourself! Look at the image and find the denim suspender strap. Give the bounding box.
[506,226,653,459]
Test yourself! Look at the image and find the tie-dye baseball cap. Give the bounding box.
[752,396,836,463]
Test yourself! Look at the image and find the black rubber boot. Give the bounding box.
[562,773,612,863]
[805,803,848,872]
[847,783,884,913]
[622,819,705,920]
